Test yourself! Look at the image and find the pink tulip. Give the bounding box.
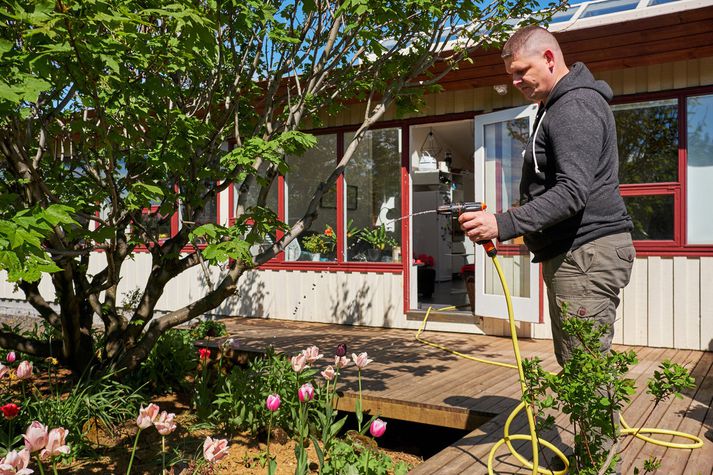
[291,353,307,373]
[0,364,8,379]
[6,352,16,363]
[0,448,33,475]
[266,394,281,412]
[334,355,349,369]
[154,411,177,436]
[203,436,229,463]
[23,421,48,453]
[136,403,160,429]
[370,418,387,438]
[40,428,70,460]
[303,345,323,364]
[298,383,314,403]
[352,352,373,370]
[321,365,335,381]
[15,361,32,380]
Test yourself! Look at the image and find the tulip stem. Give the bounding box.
[161,435,166,474]
[7,419,13,452]
[52,460,59,475]
[35,455,46,475]
[126,428,142,475]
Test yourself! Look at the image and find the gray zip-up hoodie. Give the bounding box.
[495,62,633,262]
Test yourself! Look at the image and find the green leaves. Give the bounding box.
[647,359,695,404]
[0,204,77,282]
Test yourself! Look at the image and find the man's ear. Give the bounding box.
[544,49,556,72]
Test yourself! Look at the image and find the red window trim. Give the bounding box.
[235,84,713,268]
[612,85,713,256]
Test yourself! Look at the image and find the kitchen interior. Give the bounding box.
[410,120,476,312]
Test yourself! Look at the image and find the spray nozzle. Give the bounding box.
[436,202,487,216]
[436,202,497,257]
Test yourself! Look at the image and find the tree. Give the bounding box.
[0,0,557,373]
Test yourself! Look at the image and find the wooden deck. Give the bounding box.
[217,317,713,474]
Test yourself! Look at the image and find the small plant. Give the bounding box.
[634,457,662,474]
[358,224,397,251]
[523,304,696,475]
[302,233,334,254]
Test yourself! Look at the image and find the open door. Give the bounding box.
[474,104,540,322]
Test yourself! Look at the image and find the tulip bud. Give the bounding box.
[335,343,347,357]
[321,365,335,381]
[16,361,33,380]
[370,418,387,438]
[298,383,314,403]
[266,394,281,412]
[6,351,16,363]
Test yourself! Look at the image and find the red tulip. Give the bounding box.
[198,348,211,361]
[1,403,20,420]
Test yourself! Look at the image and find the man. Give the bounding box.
[459,25,635,470]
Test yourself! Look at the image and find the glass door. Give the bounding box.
[473,104,540,322]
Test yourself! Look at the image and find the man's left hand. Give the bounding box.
[458,211,499,242]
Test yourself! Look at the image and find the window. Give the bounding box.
[686,94,713,244]
[613,99,679,242]
[345,128,402,262]
[613,90,713,253]
[285,134,337,261]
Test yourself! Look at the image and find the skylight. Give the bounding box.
[580,0,640,19]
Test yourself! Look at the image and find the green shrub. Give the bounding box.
[130,328,197,394]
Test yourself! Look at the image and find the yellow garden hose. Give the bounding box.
[415,255,703,474]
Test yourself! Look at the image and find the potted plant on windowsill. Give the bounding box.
[302,233,333,261]
[358,224,398,262]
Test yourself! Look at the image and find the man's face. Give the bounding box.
[504,49,555,103]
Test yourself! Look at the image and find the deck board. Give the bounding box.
[215,317,713,474]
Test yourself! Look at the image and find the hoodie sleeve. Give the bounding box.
[496,96,605,241]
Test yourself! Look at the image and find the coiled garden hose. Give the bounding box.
[415,254,703,475]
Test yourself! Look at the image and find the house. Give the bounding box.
[1,0,712,351]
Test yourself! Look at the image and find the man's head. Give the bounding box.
[501,25,568,103]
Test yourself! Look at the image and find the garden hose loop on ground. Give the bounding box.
[415,255,702,475]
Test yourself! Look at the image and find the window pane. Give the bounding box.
[687,94,713,244]
[286,134,337,261]
[613,100,678,184]
[483,117,530,298]
[624,195,674,240]
[345,129,402,262]
[580,0,638,18]
[240,162,279,213]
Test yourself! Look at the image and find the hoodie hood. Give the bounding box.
[546,62,613,107]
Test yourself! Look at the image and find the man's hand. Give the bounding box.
[458,211,499,242]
